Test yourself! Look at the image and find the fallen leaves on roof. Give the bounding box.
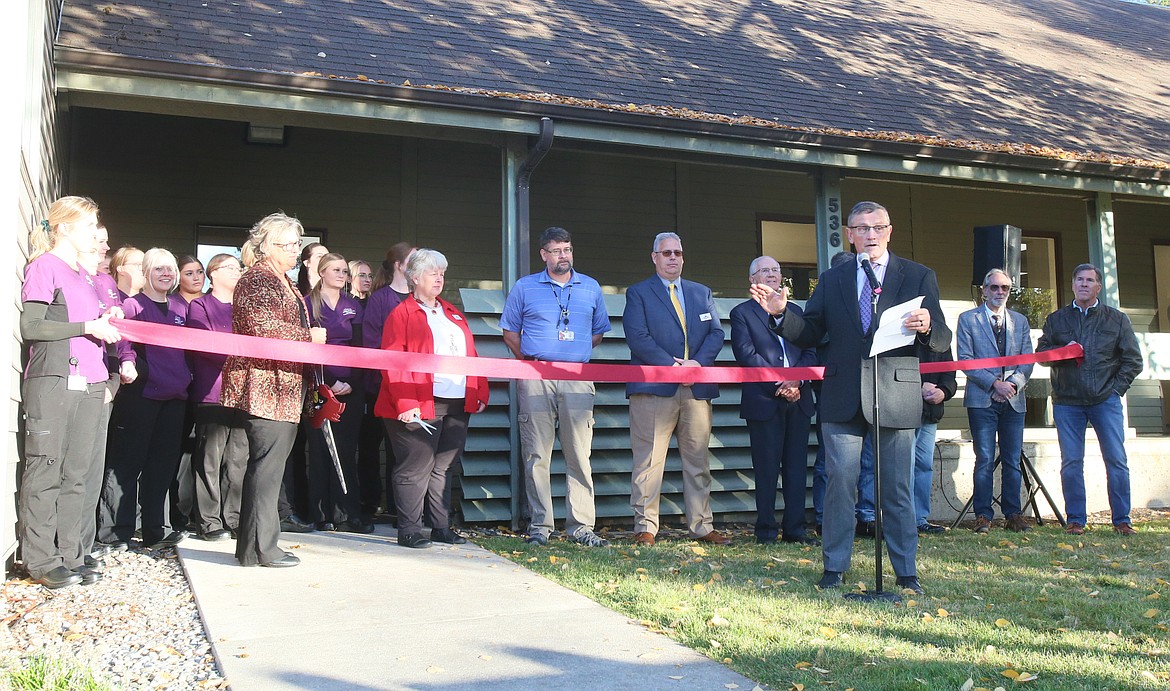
[289,70,1168,171]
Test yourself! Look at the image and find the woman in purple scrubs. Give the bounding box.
[305,253,372,533]
[98,248,193,551]
[188,254,247,541]
[19,196,121,589]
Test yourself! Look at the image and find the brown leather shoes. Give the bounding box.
[1065,522,1085,535]
[696,530,731,545]
[632,531,655,546]
[973,516,992,534]
[1113,522,1136,536]
[1005,514,1032,533]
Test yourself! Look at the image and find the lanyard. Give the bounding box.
[551,283,573,330]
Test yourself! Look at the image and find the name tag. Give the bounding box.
[699,312,712,322]
[67,375,88,392]
[559,330,575,341]
[451,314,463,321]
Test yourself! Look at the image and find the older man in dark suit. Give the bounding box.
[751,201,951,595]
[624,232,730,547]
[731,256,819,545]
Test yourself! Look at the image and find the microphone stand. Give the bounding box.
[845,266,900,603]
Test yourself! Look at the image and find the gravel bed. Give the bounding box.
[1,547,226,690]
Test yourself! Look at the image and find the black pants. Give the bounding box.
[307,389,363,524]
[236,415,297,566]
[99,392,186,545]
[277,424,309,520]
[80,377,117,557]
[357,388,394,516]
[193,404,249,533]
[747,406,813,541]
[169,404,199,531]
[19,376,105,578]
[385,398,469,536]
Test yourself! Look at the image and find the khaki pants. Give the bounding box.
[519,379,598,537]
[629,388,714,537]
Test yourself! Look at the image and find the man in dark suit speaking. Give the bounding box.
[624,232,731,547]
[730,256,819,546]
[750,201,951,594]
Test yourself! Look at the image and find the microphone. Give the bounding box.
[859,253,882,294]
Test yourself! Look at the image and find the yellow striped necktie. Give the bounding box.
[670,283,689,359]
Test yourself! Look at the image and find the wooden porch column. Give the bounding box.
[815,168,844,272]
[1087,191,1120,307]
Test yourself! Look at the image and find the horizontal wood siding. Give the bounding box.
[459,288,815,526]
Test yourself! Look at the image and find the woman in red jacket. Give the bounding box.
[376,248,488,548]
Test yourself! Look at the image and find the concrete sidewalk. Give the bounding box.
[177,528,759,690]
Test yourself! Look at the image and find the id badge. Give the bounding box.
[67,375,88,392]
[558,330,575,341]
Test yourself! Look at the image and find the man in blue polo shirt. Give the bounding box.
[501,227,612,547]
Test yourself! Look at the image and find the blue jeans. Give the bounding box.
[968,403,1025,520]
[1053,394,1130,526]
[913,423,937,526]
[855,432,875,522]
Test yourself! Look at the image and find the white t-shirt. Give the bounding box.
[422,304,467,399]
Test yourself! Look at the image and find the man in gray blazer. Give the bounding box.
[752,201,951,595]
[957,269,1034,534]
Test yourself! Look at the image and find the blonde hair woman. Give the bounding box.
[98,247,193,553]
[19,195,121,589]
[222,213,326,567]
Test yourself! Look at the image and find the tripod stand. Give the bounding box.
[950,447,1065,529]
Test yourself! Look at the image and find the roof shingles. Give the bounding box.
[57,0,1170,168]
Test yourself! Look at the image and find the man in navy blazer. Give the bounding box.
[956,268,1034,534]
[731,256,819,546]
[751,201,951,595]
[624,232,731,546]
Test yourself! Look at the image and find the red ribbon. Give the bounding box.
[113,319,1083,383]
[112,319,823,384]
[919,343,1083,374]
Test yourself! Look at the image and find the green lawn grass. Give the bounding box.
[478,519,1170,690]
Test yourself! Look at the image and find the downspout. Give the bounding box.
[515,117,555,279]
[505,117,554,530]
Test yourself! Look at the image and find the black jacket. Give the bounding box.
[1036,301,1143,406]
[920,345,957,424]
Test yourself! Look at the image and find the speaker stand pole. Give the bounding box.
[845,352,900,604]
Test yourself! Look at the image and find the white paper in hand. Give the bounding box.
[868,296,924,357]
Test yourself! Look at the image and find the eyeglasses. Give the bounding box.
[987,284,1012,292]
[753,267,782,275]
[655,249,684,258]
[274,240,301,251]
[542,247,573,257]
[847,224,891,235]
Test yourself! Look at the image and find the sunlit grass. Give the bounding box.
[0,654,117,691]
[478,519,1170,690]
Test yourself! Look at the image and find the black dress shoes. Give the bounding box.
[145,530,188,550]
[76,564,103,586]
[783,534,822,546]
[917,523,946,535]
[398,533,432,549]
[855,521,876,538]
[200,529,233,542]
[95,540,129,555]
[279,514,316,533]
[431,528,467,544]
[817,570,843,590]
[35,566,82,590]
[83,555,104,569]
[896,575,925,595]
[259,552,300,568]
[316,522,336,532]
[336,520,375,534]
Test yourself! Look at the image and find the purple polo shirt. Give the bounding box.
[187,293,233,404]
[94,273,122,312]
[123,293,192,401]
[362,286,406,390]
[21,253,108,384]
[306,292,364,385]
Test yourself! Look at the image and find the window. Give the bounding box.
[759,218,817,299]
